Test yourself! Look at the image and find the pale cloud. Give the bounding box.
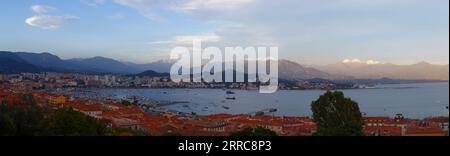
[343,59,384,65]
[175,34,221,43]
[112,0,168,20]
[81,0,106,7]
[150,34,222,45]
[111,0,254,20]
[26,5,79,29]
[177,0,255,11]
[113,0,167,6]
[112,0,254,10]
[25,15,79,29]
[31,5,56,14]
[67,0,447,64]
[108,0,271,49]
[366,60,382,65]
[343,59,362,64]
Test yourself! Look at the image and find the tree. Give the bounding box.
[0,108,16,135]
[311,91,364,136]
[230,126,277,136]
[1,95,113,136]
[42,107,112,136]
[0,103,45,136]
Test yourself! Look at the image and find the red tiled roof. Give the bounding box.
[424,117,449,123]
[364,116,391,121]
[206,114,240,120]
[407,126,446,135]
[364,126,403,136]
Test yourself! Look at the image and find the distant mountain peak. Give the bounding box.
[91,56,110,60]
[2,51,447,80]
[319,60,449,80]
[414,61,432,65]
[135,70,170,77]
[278,59,333,81]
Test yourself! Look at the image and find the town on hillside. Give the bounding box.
[0,73,448,136]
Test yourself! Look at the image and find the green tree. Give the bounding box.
[0,103,45,136]
[230,126,277,136]
[42,107,112,136]
[311,91,364,136]
[0,108,16,135]
[1,95,114,136]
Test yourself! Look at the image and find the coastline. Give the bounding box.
[52,82,450,119]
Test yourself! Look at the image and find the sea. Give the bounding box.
[89,82,449,118]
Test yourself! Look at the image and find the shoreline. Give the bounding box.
[49,82,449,119]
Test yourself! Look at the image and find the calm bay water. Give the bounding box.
[94,82,449,118]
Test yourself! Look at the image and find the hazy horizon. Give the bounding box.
[2,50,449,66]
[0,0,449,65]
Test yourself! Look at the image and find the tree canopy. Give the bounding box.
[0,103,45,136]
[0,94,113,136]
[41,107,111,136]
[311,91,364,136]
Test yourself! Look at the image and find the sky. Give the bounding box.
[0,0,448,65]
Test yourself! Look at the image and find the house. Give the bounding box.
[49,95,68,105]
[424,117,449,131]
[364,126,403,136]
[283,123,317,136]
[364,117,391,127]
[70,103,103,119]
[407,126,447,136]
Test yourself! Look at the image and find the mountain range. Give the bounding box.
[0,51,448,81]
[0,52,43,73]
[317,62,449,81]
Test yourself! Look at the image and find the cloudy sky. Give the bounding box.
[0,0,448,65]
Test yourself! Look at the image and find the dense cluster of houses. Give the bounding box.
[1,83,448,136]
[0,72,350,90]
[363,115,448,136]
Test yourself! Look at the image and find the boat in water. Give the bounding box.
[226,91,236,95]
[226,97,236,100]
